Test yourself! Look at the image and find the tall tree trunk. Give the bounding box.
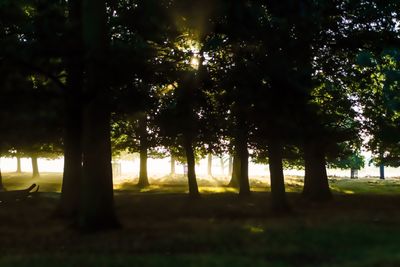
[220,157,225,176]
[183,135,199,197]
[303,142,332,201]
[59,0,84,218]
[236,131,250,196]
[170,155,176,176]
[16,156,22,173]
[238,146,250,196]
[31,156,40,178]
[268,140,290,212]
[350,168,358,179]
[228,155,233,177]
[228,155,240,188]
[138,115,149,187]
[60,102,82,216]
[379,164,385,180]
[0,167,4,191]
[207,153,212,177]
[79,0,119,231]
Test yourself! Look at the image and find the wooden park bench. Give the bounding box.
[0,184,39,203]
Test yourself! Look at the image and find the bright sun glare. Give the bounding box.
[190,56,200,69]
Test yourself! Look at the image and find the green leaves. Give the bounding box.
[356,51,376,67]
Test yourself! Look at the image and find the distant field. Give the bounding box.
[2,172,400,195]
[0,173,400,266]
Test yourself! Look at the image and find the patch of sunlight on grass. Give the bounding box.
[199,187,238,194]
[330,185,355,195]
[140,186,162,193]
[244,225,265,234]
[113,179,135,190]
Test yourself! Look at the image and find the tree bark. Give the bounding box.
[137,114,149,187]
[0,168,4,191]
[79,0,119,231]
[183,135,199,197]
[220,157,225,176]
[236,131,250,196]
[379,164,385,180]
[60,111,82,217]
[16,156,22,173]
[350,168,358,179]
[303,142,332,201]
[238,146,250,196]
[268,140,290,212]
[170,155,176,176]
[207,153,212,177]
[228,155,240,188]
[31,156,40,178]
[228,155,233,177]
[58,0,84,218]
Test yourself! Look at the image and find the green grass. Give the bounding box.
[1,172,400,266]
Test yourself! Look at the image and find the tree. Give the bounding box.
[59,0,84,218]
[341,0,400,180]
[0,168,3,192]
[78,0,119,230]
[328,148,365,179]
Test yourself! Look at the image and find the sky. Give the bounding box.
[1,156,399,179]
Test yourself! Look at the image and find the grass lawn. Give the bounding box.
[0,172,400,267]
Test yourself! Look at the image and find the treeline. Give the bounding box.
[0,0,399,230]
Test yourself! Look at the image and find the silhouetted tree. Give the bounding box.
[78,0,119,230]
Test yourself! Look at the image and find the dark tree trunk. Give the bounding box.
[183,135,199,197]
[138,148,149,186]
[0,168,4,191]
[60,109,82,217]
[238,147,250,196]
[268,140,290,212]
[379,164,385,180]
[236,133,250,196]
[207,153,212,176]
[31,156,40,178]
[16,156,22,173]
[350,168,358,179]
[303,142,332,201]
[137,115,149,187]
[228,155,240,188]
[59,0,84,218]
[79,0,119,231]
[170,155,176,176]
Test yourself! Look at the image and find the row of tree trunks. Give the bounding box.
[227,139,331,205]
[14,156,40,178]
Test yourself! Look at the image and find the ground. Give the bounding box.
[0,173,400,267]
